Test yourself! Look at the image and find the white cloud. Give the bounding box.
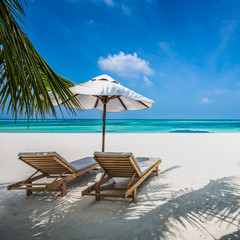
[143,76,153,87]
[87,19,97,28]
[98,52,154,78]
[159,72,165,77]
[207,20,239,66]
[220,20,239,51]
[206,88,230,95]
[158,41,183,67]
[103,0,114,6]
[201,97,212,104]
[90,0,114,6]
[214,88,229,94]
[146,0,156,3]
[159,42,170,52]
[122,5,131,15]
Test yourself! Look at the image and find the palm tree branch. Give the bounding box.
[0,0,82,119]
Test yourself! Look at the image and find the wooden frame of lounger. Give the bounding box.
[7,152,98,197]
[82,153,162,203]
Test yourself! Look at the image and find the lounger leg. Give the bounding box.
[132,188,137,203]
[26,181,32,196]
[156,166,159,176]
[61,182,67,197]
[26,189,32,196]
[96,190,100,201]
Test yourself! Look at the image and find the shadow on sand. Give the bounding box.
[219,230,240,240]
[1,167,240,240]
[124,174,240,239]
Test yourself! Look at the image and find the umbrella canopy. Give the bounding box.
[49,74,154,151]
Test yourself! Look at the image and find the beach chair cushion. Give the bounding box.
[70,157,97,171]
[136,157,160,175]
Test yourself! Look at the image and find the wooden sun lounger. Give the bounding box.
[82,152,162,203]
[7,152,98,197]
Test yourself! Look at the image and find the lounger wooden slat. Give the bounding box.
[8,152,98,197]
[20,155,76,174]
[107,171,135,174]
[105,169,135,172]
[82,152,162,203]
[104,166,135,169]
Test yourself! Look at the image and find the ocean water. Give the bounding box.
[0,119,240,133]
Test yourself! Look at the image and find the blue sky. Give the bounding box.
[2,0,240,119]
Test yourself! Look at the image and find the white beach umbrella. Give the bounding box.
[49,74,154,151]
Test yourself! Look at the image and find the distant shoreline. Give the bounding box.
[0,119,240,133]
[1,118,240,120]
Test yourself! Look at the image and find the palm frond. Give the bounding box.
[0,0,82,119]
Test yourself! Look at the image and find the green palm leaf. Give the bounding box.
[0,0,81,119]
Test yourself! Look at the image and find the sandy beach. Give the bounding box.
[1,133,240,240]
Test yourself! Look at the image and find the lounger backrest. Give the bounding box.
[18,152,77,175]
[94,152,143,178]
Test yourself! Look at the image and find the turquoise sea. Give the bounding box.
[0,119,240,133]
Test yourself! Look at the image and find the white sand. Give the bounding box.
[1,133,240,240]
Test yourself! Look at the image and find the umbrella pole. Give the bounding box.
[102,100,107,152]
